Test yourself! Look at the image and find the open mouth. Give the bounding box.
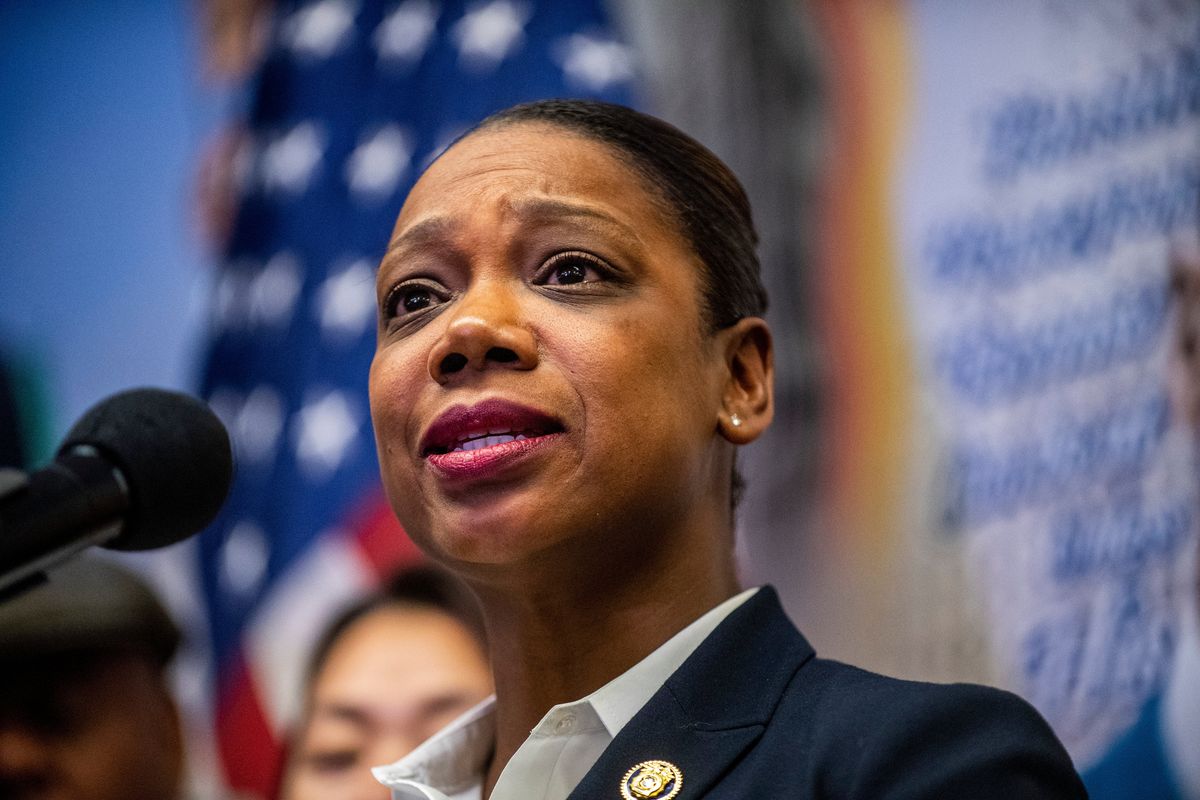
[420,399,565,458]
[425,427,557,455]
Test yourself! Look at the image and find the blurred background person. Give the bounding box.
[278,565,492,800]
[1083,242,1200,800]
[0,558,185,800]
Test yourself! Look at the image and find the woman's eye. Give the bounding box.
[401,286,433,312]
[541,253,607,286]
[385,281,444,318]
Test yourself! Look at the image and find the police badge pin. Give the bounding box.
[620,760,683,800]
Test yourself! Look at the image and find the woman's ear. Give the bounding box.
[716,317,774,444]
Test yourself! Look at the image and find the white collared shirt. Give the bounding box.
[373,587,759,800]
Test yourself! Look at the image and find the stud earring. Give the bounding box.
[730,413,743,428]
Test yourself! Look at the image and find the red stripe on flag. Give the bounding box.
[216,655,282,800]
[347,490,423,579]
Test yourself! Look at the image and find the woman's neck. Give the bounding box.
[473,532,739,797]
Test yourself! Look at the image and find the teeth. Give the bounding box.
[455,433,528,452]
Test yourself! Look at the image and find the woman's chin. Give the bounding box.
[416,498,576,569]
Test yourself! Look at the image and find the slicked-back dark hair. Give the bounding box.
[304,564,486,686]
[473,99,768,331]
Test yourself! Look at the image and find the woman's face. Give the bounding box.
[282,606,492,800]
[369,123,734,570]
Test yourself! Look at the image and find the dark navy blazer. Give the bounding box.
[567,587,1087,799]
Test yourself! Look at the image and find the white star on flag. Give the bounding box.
[293,390,359,479]
[554,33,634,91]
[452,0,530,71]
[317,259,377,339]
[249,252,303,328]
[219,520,270,601]
[233,385,286,463]
[261,123,325,195]
[345,125,413,199]
[283,0,358,58]
[374,0,440,64]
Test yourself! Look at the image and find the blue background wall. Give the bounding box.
[0,1,223,458]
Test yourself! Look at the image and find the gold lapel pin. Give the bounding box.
[620,760,683,800]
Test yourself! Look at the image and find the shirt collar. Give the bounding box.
[585,586,759,736]
[372,696,496,794]
[373,587,760,794]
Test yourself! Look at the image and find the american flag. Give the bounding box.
[195,1,635,795]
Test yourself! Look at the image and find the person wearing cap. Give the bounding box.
[0,557,184,800]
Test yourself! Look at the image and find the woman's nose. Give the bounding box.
[427,281,537,383]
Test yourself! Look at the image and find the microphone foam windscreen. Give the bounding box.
[59,388,233,551]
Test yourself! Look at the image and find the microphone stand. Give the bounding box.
[0,456,123,601]
[0,467,43,601]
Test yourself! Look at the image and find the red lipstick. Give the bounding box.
[420,399,564,481]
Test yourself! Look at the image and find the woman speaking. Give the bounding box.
[367,99,1085,799]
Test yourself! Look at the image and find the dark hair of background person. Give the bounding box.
[303,564,486,687]
[475,99,769,332]
[473,99,770,510]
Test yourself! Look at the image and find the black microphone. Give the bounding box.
[0,388,233,595]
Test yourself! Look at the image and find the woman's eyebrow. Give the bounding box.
[386,214,456,257]
[381,216,460,271]
[380,198,645,274]
[510,197,645,245]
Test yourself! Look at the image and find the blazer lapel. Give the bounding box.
[566,587,814,800]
